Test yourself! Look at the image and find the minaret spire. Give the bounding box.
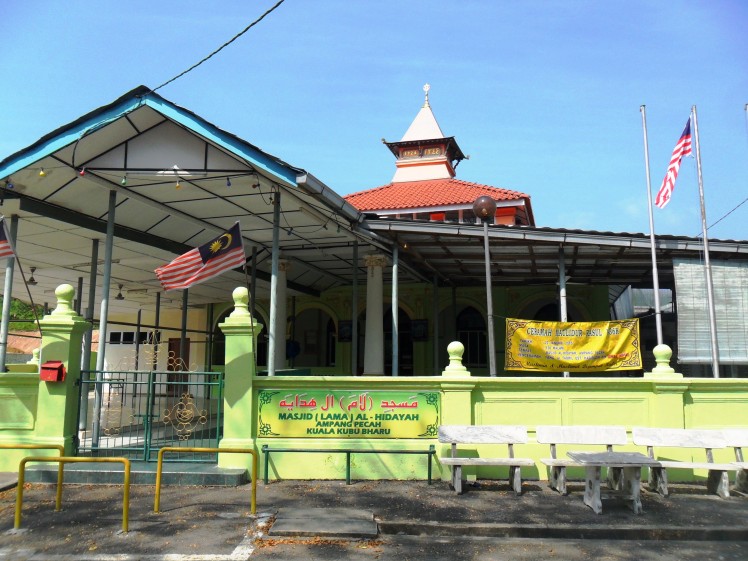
[383,84,465,182]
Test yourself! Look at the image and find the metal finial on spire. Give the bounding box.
[423,83,431,107]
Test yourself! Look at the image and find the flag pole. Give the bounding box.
[640,105,664,345]
[691,105,720,378]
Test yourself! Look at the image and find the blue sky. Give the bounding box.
[1,1,746,240]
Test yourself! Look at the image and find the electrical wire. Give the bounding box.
[700,104,748,236]
[705,196,748,234]
[148,0,287,94]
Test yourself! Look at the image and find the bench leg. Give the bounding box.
[582,466,603,514]
[549,466,568,495]
[345,452,352,485]
[607,467,623,491]
[427,447,434,485]
[648,466,669,497]
[622,466,643,514]
[736,469,748,494]
[707,470,730,498]
[263,449,270,485]
[451,465,464,495]
[509,466,522,495]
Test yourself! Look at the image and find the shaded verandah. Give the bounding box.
[0,86,423,382]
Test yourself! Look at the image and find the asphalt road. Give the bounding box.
[1,479,747,560]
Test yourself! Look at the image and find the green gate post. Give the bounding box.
[439,341,476,481]
[440,341,475,424]
[644,344,688,428]
[35,284,90,455]
[218,287,262,472]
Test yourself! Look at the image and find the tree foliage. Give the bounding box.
[0,297,43,331]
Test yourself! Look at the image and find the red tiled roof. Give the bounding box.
[344,179,530,211]
[6,331,100,354]
[6,332,42,354]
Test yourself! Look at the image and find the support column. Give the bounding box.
[34,284,89,453]
[559,247,570,378]
[268,191,281,376]
[153,292,161,369]
[179,289,189,368]
[77,256,90,433]
[433,275,440,375]
[92,190,116,446]
[363,254,386,375]
[218,287,262,471]
[80,239,98,376]
[644,345,687,428]
[351,241,359,375]
[273,259,289,371]
[391,246,399,377]
[0,215,19,372]
[250,246,258,319]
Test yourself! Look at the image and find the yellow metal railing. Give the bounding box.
[15,457,131,533]
[154,447,257,515]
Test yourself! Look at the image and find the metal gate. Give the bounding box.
[77,370,224,462]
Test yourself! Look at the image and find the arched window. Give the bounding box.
[534,303,560,321]
[326,318,336,367]
[294,308,336,368]
[456,306,486,367]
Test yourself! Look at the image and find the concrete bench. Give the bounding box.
[437,425,535,495]
[721,428,748,493]
[632,427,739,498]
[536,425,628,495]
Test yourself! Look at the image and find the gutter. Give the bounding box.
[296,172,362,224]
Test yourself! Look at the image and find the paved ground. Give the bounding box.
[1,478,747,560]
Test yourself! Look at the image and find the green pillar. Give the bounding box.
[439,341,476,481]
[440,341,476,425]
[218,287,262,470]
[34,284,89,454]
[644,344,688,428]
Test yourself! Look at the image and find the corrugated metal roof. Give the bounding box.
[0,85,304,187]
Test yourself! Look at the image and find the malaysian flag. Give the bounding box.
[0,217,15,260]
[654,119,693,209]
[155,222,246,291]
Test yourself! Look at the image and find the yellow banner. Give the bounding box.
[505,318,641,372]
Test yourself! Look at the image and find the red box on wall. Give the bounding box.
[40,361,66,382]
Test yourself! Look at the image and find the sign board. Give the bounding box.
[257,390,440,438]
[504,318,641,372]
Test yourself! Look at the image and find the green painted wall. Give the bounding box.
[254,374,748,483]
[1,284,745,489]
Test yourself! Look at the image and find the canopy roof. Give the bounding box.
[365,218,748,301]
[0,86,386,313]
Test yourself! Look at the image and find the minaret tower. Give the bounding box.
[384,84,466,183]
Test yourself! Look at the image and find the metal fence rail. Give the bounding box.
[78,370,223,462]
[15,456,131,533]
